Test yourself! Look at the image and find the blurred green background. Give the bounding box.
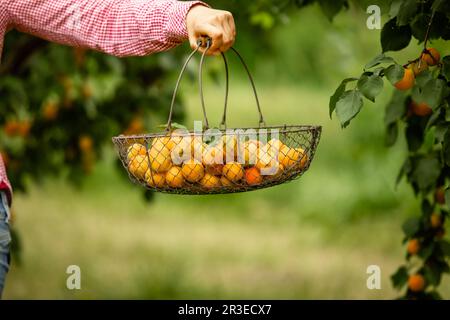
[3,2,450,299]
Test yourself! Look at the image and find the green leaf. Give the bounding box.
[432,0,450,13]
[428,291,443,300]
[402,217,420,237]
[388,0,402,19]
[385,64,405,85]
[446,104,450,121]
[357,74,383,102]
[423,126,436,152]
[335,90,364,128]
[442,56,450,81]
[411,156,441,191]
[446,188,450,210]
[414,70,433,87]
[396,158,411,186]
[421,199,433,217]
[442,128,450,166]
[397,1,418,26]
[391,266,408,290]
[433,122,448,142]
[329,77,358,118]
[440,240,450,257]
[441,261,450,273]
[318,0,347,21]
[385,122,398,147]
[440,16,450,40]
[423,264,441,286]
[424,79,448,110]
[412,78,447,110]
[418,242,434,260]
[406,122,425,152]
[411,12,446,42]
[381,18,412,52]
[384,90,407,126]
[410,13,429,42]
[364,53,395,70]
[372,67,385,76]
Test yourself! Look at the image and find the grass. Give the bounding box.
[4,174,407,299]
[4,82,449,299]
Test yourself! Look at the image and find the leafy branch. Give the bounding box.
[329,0,450,299]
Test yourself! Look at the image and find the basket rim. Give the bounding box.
[112,124,322,141]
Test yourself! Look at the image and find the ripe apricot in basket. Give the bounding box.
[220,176,233,187]
[279,146,307,169]
[256,151,278,174]
[200,173,221,189]
[245,167,262,186]
[149,145,172,172]
[145,170,166,188]
[242,140,260,165]
[171,136,191,164]
[171,135,204,163]
[128,155,149,180]
[203,146,224,175]
[222,135,239,162]
[182,159,205,183]
[127,143,147,161]
[166,166,184,188]
[203,145,223,165]
[206,164,224,176]
[168,134,184,151]
[191,136,205,158]
[256,144,277,165]
[297,148,309,168]
[267,138,285,151]
[152,136,172,153]
[273,163,285,178]
[222,162,244,182]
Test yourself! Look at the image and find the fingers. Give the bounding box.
[186,7,236,55]
[188,30,198,51]
[219,15,235,53]
[194,23,223,55]
[205,26,223,55]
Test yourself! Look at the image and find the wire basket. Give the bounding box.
[112,40,322,195]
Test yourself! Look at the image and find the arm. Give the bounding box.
[5,0,234,57]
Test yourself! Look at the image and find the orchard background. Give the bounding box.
[1,0,450,299]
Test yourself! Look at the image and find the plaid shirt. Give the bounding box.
[0,0,206,205]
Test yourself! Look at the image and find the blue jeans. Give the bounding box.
[0,191,11,298]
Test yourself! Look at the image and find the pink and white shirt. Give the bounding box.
[0,0,206,205]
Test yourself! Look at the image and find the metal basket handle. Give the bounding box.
[218,47,265,129]
[165,38,265,131]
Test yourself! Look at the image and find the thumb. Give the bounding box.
[188,30,199,50]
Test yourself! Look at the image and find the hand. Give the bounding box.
[186,5,236,55]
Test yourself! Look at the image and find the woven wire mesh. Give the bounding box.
[112,125,321,195]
